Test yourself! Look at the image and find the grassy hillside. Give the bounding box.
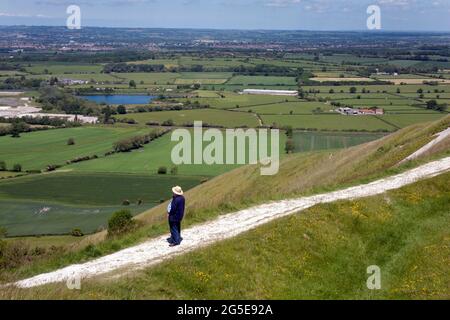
[0,116,448,288]
[5,171,448,299]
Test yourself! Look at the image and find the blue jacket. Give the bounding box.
[169,195,185,222]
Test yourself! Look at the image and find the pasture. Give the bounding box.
[0,126,150,171]
[25,62,104,74]
[226,75,297,86]
[115,109,260,127]
[0,172,202,236]
[260,114,395,131]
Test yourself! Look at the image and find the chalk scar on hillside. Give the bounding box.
[10,156,450,289]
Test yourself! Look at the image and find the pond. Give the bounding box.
[80,95,156,105]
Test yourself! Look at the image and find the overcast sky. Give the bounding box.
[1,0,449,31]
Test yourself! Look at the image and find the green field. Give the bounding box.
[116,109,260,127]
[381,114,448,128]
[184,92,298,109]
[113,72,180,85]
[238,101,332,114]
[0,172,202,236]
[292,131,386,152]
[260,114,395,131]
[227,75,297,86]
[0,126,150,171]
[66,131,246,176]
[25,62,104,74]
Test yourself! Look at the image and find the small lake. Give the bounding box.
[80,95,156,105]
[293,131,386,152]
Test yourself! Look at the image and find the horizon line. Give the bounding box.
[1,24,450,34]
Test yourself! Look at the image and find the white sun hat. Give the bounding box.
[172,186,184,196]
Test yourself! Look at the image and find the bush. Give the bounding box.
[13,164,22,172]
[285,139,295,154]
[162,119,174,126]
[0,227,7,238]
[67,138,75,145]
[108,210,134,236]
[157,166,167,174]
[0,161,6,171]
[170,166,178,175]
[46,164,61,172]
[71,228,84,237]
[117,105,127,115]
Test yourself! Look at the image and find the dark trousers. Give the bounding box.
[169,220,182,245]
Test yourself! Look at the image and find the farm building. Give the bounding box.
[336,107,384,116]
[60,78,89,85]
[242,89,298,96]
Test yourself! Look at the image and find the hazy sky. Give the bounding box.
[1,0,450,31]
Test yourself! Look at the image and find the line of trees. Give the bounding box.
[113,129,168,153]
[103,63,165,73]
[426,100,448,112]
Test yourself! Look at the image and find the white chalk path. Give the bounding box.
[12,156,450,289]
[400,128,450,164]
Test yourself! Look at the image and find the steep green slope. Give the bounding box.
[4,171,449,299]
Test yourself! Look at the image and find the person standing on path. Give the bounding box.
[167,186,185,247]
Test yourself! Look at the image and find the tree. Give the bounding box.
[13,164,22,172]
[129,80,137,88]
[0,161,6,171]
[71,228,84,237]
[349,87,357,94]
[170,166,178,175]
[10,120,29,138]
[117,105,127,115]
[285,126,293,138]
[436,104,448,112]
[162,119,174,126]
[108,210,134,236]
[157,166,167,174]
[285,139,295,154]
[0,226,7,238]
[67,138,75,145]
[101,105,113,124]
[426,100,438,110]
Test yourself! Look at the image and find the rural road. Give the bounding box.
[12,155,450,289]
